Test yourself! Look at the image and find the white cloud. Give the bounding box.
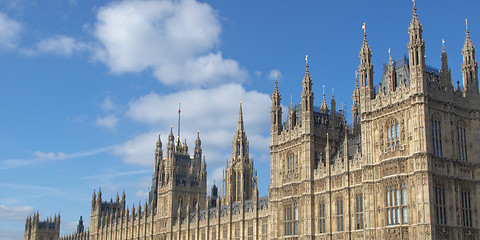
[20,35,91,56]
[112,132,158,166]
[68,0,78,6]
[135,190,149,200]
[0,12,21,49]
[114,83,270,170]
[100,96,115,111]
[92,0,246,86]
[96,114,119,129]
[0,146,114,170]
[268,69,282,81]
[33,151,67,160]
[0,204,32,221]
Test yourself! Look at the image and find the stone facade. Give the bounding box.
[27,4,480,240]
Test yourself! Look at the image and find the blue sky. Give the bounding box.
[1,0,479,239]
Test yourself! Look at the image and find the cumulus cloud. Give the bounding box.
[92,0,247,86]
[0,204,32,221]
[113,83,271,168]
[112,132,158,166]
[0,12,21,49]
[96,114,119,129]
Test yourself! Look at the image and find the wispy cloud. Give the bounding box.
[0,12,22,49]
[100,96,116,111]
[19,35,93,56]
[82,169,152,180]
[0,146,115,170]
[0,204,32,221]
[96,114,119,130]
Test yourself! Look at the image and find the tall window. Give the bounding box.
[336,199,344,232]
[211,230,216,240]
[319,202,326,233]
[457,123,467,161]
[431,118,443,156]
[223,228,228,240]
[461,190,472,227]
[262,223,268,240]
[387,119,400,147]
[356,194,364,230]
[247,225,253,240]
[287,153,296,173]
[435,185,447,225]
[284,204,298,236]
[234,227,240,240]
[386,182,407,225]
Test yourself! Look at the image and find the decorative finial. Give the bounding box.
[466,18,468,31]
[323,85,325,96]
[388,48,391,55]
[355,70,358,79]
[412,0,417,15]
[305,54,308,65]
[274,72,277,82]
[362,22,366,34]
[442,38,445,51]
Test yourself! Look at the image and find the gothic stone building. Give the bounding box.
[26,4,480,240]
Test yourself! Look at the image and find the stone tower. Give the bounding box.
[24,212,60,240]
[222,102,257,204]
[151,125,207,233]
[269,56,347,238]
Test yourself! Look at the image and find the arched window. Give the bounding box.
[319,201,326,233]
[386,118,400,147]
[457,121,467,161]
[336,198,344,231]
[431,115,443,156]
[386,182,407,225]
[284,203,298,236]
[287,152,296,174]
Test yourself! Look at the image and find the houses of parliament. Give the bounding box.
[24,3,480,240]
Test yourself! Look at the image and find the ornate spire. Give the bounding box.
[156,133,162,153]
[183,137,188,153]
[410,0,420,29]
[463,19,474,52]
[237,101,244,133]
[359,22,373,92]
[320,85,328,112]
[301,54,314,115]
[177,102,181,138]
[462,19,478,97]
[195,131,201,148]
[303,54,312,86]
[388,48,392,64]
[331,88,336,110]
[168,126,174,146]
